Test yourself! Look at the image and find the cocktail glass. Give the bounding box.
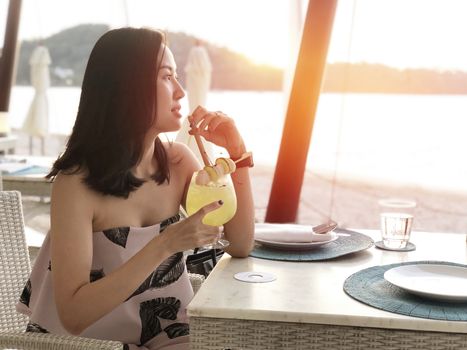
[186,171,237,249]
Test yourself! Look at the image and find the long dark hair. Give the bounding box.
[47,27,170,198]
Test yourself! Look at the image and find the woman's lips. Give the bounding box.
[171,106,182,118]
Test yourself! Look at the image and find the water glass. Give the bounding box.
[378,198,416,249]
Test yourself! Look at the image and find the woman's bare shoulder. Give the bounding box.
[52,170,86,191]
[51,171,97,208]
[165,141,200,169]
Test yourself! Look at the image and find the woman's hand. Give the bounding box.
[188,105,246,158]
[160,200,223,253]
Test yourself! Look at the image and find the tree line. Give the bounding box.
[13,24,467,94]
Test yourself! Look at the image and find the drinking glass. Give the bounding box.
[379,198,416,249]
[186,171,237,249]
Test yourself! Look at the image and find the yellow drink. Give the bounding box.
[186,172,237,226]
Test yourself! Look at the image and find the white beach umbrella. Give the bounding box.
[22,45,51,154]
[176,42,215,164]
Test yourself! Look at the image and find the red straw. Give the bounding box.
[191,127,212,166]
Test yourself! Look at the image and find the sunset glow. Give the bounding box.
[1,0,467,71]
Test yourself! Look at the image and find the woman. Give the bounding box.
[17,27,254,349]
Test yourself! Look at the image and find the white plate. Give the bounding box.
[255,235,338,251]
[384,264,467,302]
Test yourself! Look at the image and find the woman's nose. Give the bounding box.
[174,80,185,100]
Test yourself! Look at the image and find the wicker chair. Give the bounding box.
[0,190,204,349]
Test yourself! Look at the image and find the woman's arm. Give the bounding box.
[50,173,220,335]
[223,166,255,257]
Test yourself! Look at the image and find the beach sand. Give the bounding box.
[11,132,467,236]
[252,165,467,233]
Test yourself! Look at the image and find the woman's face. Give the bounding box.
[154,46,185,133]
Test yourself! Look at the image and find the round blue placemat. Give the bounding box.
[344,261,467,321]
[250,228,373,261]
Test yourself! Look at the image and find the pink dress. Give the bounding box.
[17,214,193,350]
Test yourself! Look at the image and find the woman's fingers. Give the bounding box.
[192,200,223,221]
[200,226,221,240]
[193,223,221,247]
[190,105,208,127]
[208,113,231,132]
[190,106,228,132]
[189,200,223,246]
[163,202,224,250]
[198,112,216,132]
[188,105,243,156]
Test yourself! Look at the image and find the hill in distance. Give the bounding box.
[14,24,467,94]
[15,24,282,90]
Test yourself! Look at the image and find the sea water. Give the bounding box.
[9,87,467,193]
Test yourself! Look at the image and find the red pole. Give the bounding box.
[265,0,337,223]
[0,0,22,112]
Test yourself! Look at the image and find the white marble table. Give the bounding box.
[0,135,17,154]
[188,230,467,349]
[1,155,53,197]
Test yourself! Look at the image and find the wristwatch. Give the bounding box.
[232,151,254,168]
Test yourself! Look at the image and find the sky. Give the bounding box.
[2,0,467,71]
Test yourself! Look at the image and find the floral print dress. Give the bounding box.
[17,214,193,350]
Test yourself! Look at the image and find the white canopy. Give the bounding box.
[184,44,212,113]
[176,43,215,164]
[22,46,51,139]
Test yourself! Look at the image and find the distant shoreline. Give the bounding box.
[14,24,467,94]
[11,83,467,96]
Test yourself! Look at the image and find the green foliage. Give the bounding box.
[16,24,110,86]
[15,24,283,90]
[323,62,467,94]
[14,24,467,93]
